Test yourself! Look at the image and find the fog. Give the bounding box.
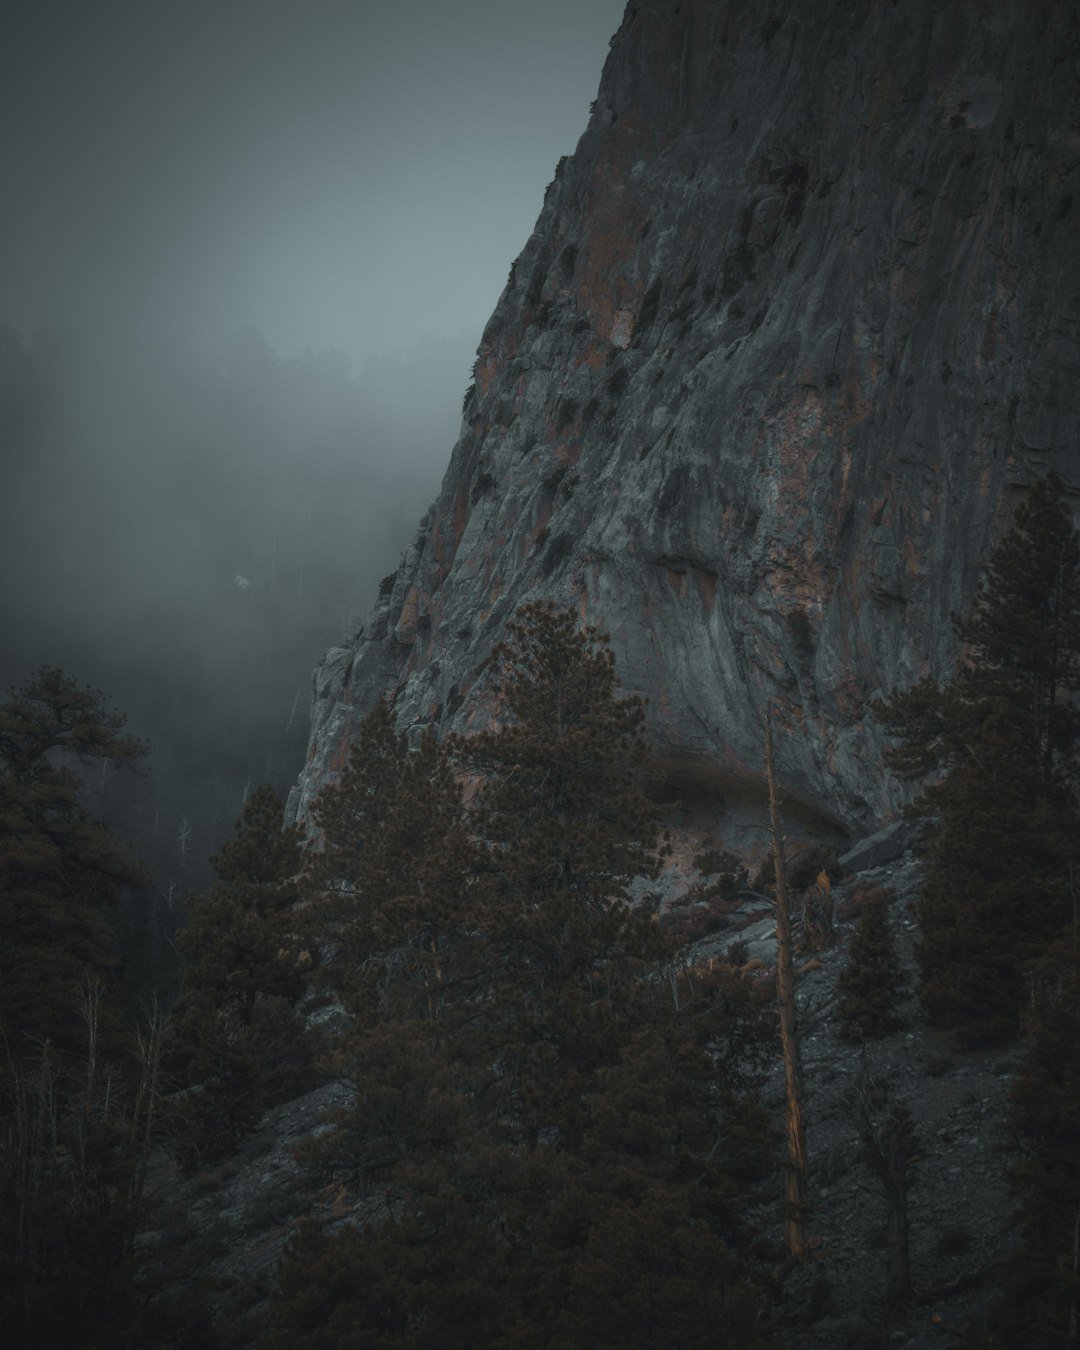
[0,325,471,941]
[0,0,624,978]
[1,0,622,360]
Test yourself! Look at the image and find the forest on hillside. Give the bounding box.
[1,476,1078,1348]
[0,323,470,997]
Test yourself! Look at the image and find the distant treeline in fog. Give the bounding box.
[0,321,472,994]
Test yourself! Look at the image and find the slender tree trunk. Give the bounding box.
[884,1142,914,1305]
[765,711,809,1260]
[131,1000,165,1223]
[1070,1198,1079,1347]
[852,1076,918,1306]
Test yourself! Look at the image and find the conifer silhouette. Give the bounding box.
[460,600,666,915]
[985,935,1080,1346]
[0,667,147,1056]
[169,784,314,1166]
[0,672,214,1343]
[835,888,908,1042]
[875,475,1080,1044]
[267,605,777,1348]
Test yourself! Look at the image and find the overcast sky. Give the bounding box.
[0,0,628,870]
[1,0,625,366]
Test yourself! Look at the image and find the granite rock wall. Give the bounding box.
[289,0,1080,843]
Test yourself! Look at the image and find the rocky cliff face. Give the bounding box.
[289,0,1080,846]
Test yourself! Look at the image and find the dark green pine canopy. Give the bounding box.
[265,602,777,1349]
[875,474,1080,1045]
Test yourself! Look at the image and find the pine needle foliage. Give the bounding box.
[459,601,666,912]
[0,667,148,1057]
[0,672,217,1342]
[296,698,488,1192]
[874,475,1080,1045]
[983,936,1080,1346]
[835,888,908,1042]
[169,785,315,1167]
[303,697,481,1006]
[177,786,308,1020]
[452,602,678,1158]
[266,605,777,1348]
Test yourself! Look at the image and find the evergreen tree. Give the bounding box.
[303,698,481,1009]
[0,672,220,1342]
[955,476,1080,788]
[987,935,1080,1347]
[459,601,665,916]
[451,602,675,1152]
[0,667,147,1056]
[169,785,314,1167]
[875,476,1080,1045]
[267,607,777,1347]
[296,700,486,1194]
[836,888,908,1042]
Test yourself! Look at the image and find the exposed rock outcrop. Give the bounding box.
[838,820,921,876]
[290,0,1080,842]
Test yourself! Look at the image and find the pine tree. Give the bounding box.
[169,785,314,1167]
[267,607,777,1348]
[836,888,908,1042]
[875,475,1080,1045]
[0,673,223,1341]
[303,698,480,1010]
[0,667,147,1056]
[987,935,1080,1347]
[955,474,1080,787]
[295,699,486,1191]
[177,785,308,1022]
[459,601,665,916]
[452,602,674,1153]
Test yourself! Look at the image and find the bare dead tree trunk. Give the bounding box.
[852,1067,918,1306]
[1070,1197,1079,1347]
[765,711,810,1261]
[883,1123,915,1305]
[130,997,166,1223]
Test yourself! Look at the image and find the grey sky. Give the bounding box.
[0,0,627,879]
[2,0,625,364]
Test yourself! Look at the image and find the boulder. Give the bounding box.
[838,821,921,877]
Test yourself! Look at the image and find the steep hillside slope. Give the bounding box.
[153,849,1017,1348]
[289,0,1080,841]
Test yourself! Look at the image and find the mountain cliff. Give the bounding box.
[289,0,1080,847]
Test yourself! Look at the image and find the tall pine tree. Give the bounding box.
[302,698,481,1011]
[169,784,314,1167]
[991,934,1080,1347]
[267,606,776,1348]
[459,601,664,914]
[836,888,908,1042]
[876,475,1080,1045]
[0,667,147,1055]
[0,672,216,1345]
